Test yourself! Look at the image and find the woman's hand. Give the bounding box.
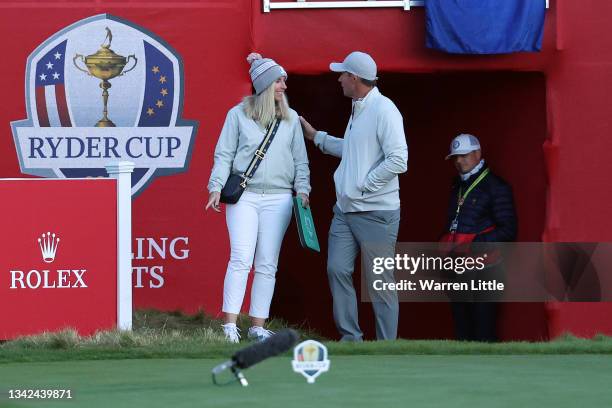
[298,193,310,208]
[205,191,221,212]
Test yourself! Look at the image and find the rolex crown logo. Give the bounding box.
[38,232,60,263]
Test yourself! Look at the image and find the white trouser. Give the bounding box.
[222,191,293,319]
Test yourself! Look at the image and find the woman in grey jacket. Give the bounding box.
[206,53,311,343]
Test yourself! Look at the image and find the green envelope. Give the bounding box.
[292,197,321,252]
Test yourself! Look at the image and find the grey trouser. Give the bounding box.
[327,205,400,341]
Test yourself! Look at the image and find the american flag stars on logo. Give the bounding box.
[38,52,63,84]
[34,41,70,127]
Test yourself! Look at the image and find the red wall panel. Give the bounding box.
[0,179,117,339]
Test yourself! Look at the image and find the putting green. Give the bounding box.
[0,355,610,407]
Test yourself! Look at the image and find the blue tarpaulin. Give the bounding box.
[425,0,546,54]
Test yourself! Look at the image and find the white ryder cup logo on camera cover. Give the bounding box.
[11,14,197,196]
[292,340,330,384]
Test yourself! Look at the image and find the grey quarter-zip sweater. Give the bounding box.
[314,87,408,212]
[208,103,311,195]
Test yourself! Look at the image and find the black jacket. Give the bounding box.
[445,165,517,242]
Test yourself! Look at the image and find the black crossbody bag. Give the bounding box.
[220,118,281,204]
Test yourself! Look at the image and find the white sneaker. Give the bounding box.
[248,326,274,342]
[222,323,241,343]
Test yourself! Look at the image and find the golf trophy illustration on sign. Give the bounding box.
[73,27,138,127]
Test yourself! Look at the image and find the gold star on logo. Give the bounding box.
[151,66,160,74]
[159,75,167,84]
[146,107,155,116]
[156,100,164,108]
[160,88,168,97]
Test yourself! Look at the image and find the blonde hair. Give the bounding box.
[243,82,290,128]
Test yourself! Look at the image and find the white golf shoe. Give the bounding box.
[248,326,274,342]
[221,323,241,343]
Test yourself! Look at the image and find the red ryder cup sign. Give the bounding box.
[0,179,117,339]
[11,14,197,196]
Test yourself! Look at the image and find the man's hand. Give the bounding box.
[205,191,221,212]
[298,193,310,208]
[299,116,317,142]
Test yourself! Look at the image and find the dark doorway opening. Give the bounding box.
[274,71,548,340]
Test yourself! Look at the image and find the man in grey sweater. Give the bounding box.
[300,51,408,341]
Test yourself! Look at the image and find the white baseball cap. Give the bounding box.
[330,51,378,81]
[446,134,481,159]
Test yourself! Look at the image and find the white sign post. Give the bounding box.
[105,161,134,330]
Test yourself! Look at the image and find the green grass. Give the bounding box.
[2,310,612,364]
[2,310,612,407]
[3,336,612,364]
[1,355,611,408]
[0,309,320,363]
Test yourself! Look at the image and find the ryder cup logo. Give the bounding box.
[11,14,197,196]
[291,340,330,384]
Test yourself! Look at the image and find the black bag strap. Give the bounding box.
[239,118,281,188]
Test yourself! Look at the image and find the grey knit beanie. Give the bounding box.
[247,53,287,95]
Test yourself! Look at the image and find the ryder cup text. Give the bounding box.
[28,136,181,159]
